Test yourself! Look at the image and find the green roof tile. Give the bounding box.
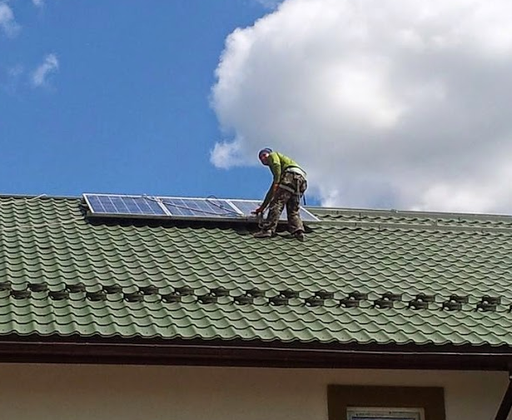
[1,195,512,348]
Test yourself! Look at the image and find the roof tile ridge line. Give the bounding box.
[4,286,510,310]
[310,206,512,222]
[1,302,509,318]
[320,220,512,234]
[4,280,511,300]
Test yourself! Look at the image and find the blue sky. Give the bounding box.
[3,0,512,213]
[0,0,277,201]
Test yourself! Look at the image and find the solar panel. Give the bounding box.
[84,194,168,216]
[160,197,240,218]
[83,194,319,222]
[226,199,260,216]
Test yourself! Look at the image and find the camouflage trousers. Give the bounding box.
[263,172,307,234]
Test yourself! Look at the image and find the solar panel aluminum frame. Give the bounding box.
[83,194,319,223]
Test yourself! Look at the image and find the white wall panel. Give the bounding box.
[0,365,507,420]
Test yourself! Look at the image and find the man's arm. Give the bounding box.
[258,182,279,212]
[254,153,281,213]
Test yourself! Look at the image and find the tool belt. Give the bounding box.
[284,166,307,178]
[278,170,307,196]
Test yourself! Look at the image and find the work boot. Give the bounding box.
[294,231,305,242]
[253,230,272,238]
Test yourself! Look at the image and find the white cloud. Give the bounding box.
[211,0,512,213]
[31,54,59,87]
[32,0,44,7]
[0,2,20,37]
[210,139,246,169]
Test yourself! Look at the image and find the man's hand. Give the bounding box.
[252,206,265,215]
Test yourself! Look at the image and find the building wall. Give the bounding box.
[0,364,508,420]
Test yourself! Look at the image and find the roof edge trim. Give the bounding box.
[1,339,511,371]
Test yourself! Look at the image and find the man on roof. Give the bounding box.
[253,148,308,241]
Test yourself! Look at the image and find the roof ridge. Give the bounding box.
[1,194,511,222]
[320,220,512,234]
[0,193,79,200]
[310,206,512,222]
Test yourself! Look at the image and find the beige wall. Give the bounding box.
[0,364,508,420]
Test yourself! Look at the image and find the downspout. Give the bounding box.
[495,372,512,420]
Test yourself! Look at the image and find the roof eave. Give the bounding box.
[1,336,511,371]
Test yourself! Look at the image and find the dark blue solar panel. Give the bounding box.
[84,194,167,216]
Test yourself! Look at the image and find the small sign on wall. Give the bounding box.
[347,407,424,420]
